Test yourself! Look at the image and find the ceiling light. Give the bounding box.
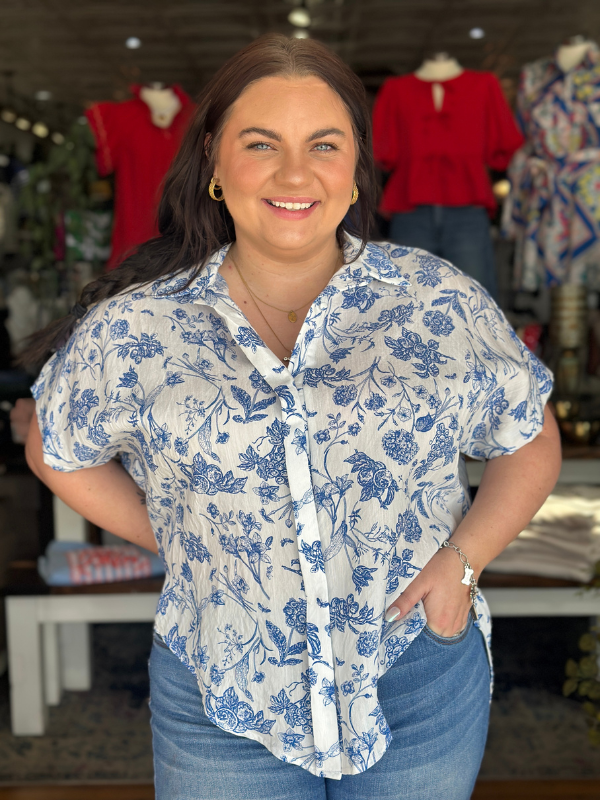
[32,122,49,138]
[51,132,65,145]
[288,8,311,27]
[35,90,52,101]
[15,117,31,131]
[469,27,485,39]
[1,109,16,123]
[125,36,142,49]
[292,28,310,39]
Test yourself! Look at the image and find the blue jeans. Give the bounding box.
[389,205,498,299]
[149,615,490,799]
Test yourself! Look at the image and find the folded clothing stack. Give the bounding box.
[485,485,600,583]
[38,540,165,586]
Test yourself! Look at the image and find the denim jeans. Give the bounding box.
[149,615,490,799]
[389,205,498,300]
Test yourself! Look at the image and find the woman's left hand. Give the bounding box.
[385,546,473,637]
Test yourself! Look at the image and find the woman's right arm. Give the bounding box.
[26,414,158,554]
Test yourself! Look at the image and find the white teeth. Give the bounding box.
[268,200,314,210]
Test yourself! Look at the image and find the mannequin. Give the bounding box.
[139,83,182,129]
[86,85,194,270]
[373,59,523,299]
[506,38,600,289]
[415,53,464,111]
[556,36,593,71]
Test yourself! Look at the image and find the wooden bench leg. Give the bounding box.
[42,622,62,706]
[59,622,92,691]
[6,596,47,735]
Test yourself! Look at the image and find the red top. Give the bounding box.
[86,85,195,270]
[372,71,524,215]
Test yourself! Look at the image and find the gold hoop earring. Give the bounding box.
[351,182,359,205]
[209,177,224,202]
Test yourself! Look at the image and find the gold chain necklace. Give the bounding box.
[228,255,315,323]
[230,256,294,362]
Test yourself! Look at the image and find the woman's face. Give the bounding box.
[213,75,357,258]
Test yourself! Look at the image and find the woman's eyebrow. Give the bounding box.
[307,128,346,141]
[239,127,281,140]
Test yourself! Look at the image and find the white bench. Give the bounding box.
[5,459,600,736]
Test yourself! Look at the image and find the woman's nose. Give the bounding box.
[275,150,313,187]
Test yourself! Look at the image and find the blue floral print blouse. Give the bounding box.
[32,236,553,779]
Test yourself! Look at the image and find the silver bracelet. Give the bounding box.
[441,540,479,614]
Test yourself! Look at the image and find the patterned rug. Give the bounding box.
[0,618,598,783]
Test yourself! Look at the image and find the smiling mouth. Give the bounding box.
[265,199,318,210]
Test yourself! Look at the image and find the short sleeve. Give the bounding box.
[483,73,524,171]
[31,303,132,473]
[372,79,402,172]
[458,282,553,461]
[85,103,123,176]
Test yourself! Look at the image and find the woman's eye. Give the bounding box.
[249,142,272,151]
[313,143,336,152]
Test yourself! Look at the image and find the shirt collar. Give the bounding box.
[151,235,411,304]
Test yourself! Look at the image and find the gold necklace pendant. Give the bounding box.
[287,310,297,323]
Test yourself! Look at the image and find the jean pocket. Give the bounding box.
[423,615,473,646]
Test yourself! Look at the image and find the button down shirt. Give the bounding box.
[33,237,553,778]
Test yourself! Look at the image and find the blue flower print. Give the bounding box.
[236,327,264,352]
[483,388,509,430]
[341,681,355,696]
[344,451,398,508]
[73,442,100,461]
[472,423,487,440]
[396,510,422,543]
[284,598,307,635]
[364,393,386,411]
[216,432,230,444]
[116,332,164,364]
[118,367,138,388]
[207,502,219,518]
[253,482,279,505]
[206,687,276,734]
[109,319,130,340]
[333,384,358,406]
[181,562,193,582]
[509,400,527,421]
[174,437,189,456]
[91,322,103,340]
[415,254,443,287]
[384,635,410,666]
[423,310,454,337]
[182,453,247,496]
[341,285,381,313]
[181,531,212,563]
[319,678,336,706]
[67,386,99,433]
[386,549,419,593]
[210,664,224,685]
[381,430,419,465]
[385,328,451,378]
[233,575,249,595]
[356,630,379,657]
[300,540,325,573]
[314,429,331,444]
[249,369,272,394]
[347,423,361,436]
[279,728,305,752]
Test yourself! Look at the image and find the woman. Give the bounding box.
[24,34,561,800]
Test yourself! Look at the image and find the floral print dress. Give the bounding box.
[32,237,553,778]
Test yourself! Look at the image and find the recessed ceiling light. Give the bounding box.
[292,28,310,39]
[32,122,49,138]
[35,90,52,101]
[125,36,142,49]
[51,132,65,145]
[288,8,311,27]
[469,27,485,39]
[1,109,16,123]
[15,117,31,131]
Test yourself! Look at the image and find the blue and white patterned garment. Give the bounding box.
[32,236,553,778]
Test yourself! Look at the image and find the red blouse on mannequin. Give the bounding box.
[86,85,195,271]
[372,71,523,216]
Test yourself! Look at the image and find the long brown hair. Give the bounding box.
[21,33,378,369]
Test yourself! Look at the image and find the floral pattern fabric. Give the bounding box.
[507,42,600,289]
[32,237,553,778]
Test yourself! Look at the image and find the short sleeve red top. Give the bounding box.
[85,85,195,270]
[372,71,524,215]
